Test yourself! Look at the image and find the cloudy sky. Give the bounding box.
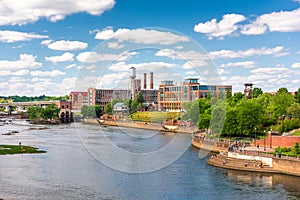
[0,0,299,96]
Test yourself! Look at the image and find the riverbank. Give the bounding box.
[192,138,300,177]
[83,118,197,134]
[0,144,46,155]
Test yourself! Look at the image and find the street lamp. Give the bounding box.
[264,130,266,152]
[270,128,272,149]
[282,114,285,135]
[254,127,257,146]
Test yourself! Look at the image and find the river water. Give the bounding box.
[0,122,299,200]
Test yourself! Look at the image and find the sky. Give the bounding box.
[0,0,299,96]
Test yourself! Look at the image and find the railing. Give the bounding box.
[236,149,300,161]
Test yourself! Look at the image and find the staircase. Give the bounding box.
[207,153,279,173]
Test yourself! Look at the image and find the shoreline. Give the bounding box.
[192,138,300,177]
[83,118,197,134]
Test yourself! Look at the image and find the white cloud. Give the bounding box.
[65,64,76,69]
[186,71,196,75]
[107,42,124,49]
[47,40,88,51]
[0,70,29,76]
[0,0,115,26]
[240,23,267,35]
[45,52,74,63]
[0,30,48,43]
[291,63,300,68]
[250,67,289,75]
[220,61,256,69]
[76,51,137,63]
[209,46,288,59]
[0,54,42,71]
[30,69,66,77]
[182,60,208,69]
[193,14,246,39]
[155,49,209,61]
[94,27,190,45]
[242,8,300,35]
[41,40,53,45]
[108,61,178,72]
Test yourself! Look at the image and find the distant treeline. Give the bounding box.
[0,95,69,102]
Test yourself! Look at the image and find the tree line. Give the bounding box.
[0,95,69,103]
[27,104,60,122]
[184,87,300,137]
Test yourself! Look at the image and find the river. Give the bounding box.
[0,122,299,200]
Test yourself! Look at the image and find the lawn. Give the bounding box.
[0,144,46,155]
[130,111,181,123]
[292,130,300,136]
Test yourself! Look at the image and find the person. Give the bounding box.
[257,144,260,148]
[244,162,248,167]
[222,160,226,165]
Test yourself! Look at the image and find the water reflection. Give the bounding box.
[0,122,299,200]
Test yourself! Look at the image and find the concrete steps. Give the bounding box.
[207,153,279,173]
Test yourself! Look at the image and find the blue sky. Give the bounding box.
[0,0,299,96]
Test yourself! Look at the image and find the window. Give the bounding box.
[62,105,64,109]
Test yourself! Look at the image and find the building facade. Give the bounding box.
[69,91,88,111]
[158,78,232,111]
[87,87,158,111]
[54,100,72,123]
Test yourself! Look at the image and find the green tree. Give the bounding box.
[198,112,211,130]
[40,104,60,120]
[104,103,112,115]
[294,88,300,104]
[272,88,294,117]
[287,102,300,119]
[95,105,102,118]
[210,100,226,134]
[223,106,239,137]
[130,99,138,112]
[27,106,41,121]
[293,142,300,155]
[226,89,231,99]
[136,92,144,105]
[236,99,263,137]
[228,92,244,107]
[253,87,263,98]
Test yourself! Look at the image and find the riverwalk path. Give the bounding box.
[192,137,300,177]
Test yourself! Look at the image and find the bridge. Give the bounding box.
[0,100,73,123]
[0,101,61,113]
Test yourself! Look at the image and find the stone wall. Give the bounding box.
[272,158,300,176]
[255,133,300,148]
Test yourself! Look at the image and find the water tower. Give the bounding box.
[129,67,136,99]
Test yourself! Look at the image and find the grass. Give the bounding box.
[130,111,181,123]
[292,130,300,136]
[0,144,46,155]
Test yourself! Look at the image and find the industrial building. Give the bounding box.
[158,78,232,111]
[69,91,88,111]
[87,68,158,111]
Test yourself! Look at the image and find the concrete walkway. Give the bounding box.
[207,153,279,173]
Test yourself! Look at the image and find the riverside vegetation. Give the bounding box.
[0,144,46,155]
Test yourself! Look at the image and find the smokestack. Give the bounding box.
[150,72,153,89]
[144,73,147,89]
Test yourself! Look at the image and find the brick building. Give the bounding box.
[158,78,232,111]
[69,91,88,111]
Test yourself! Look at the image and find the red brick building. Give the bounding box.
[69,91,88,111]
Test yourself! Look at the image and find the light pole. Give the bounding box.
[264,130,266,152]
[254,127,257,146]
[270,128,272,149]
[282,114,285,135]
